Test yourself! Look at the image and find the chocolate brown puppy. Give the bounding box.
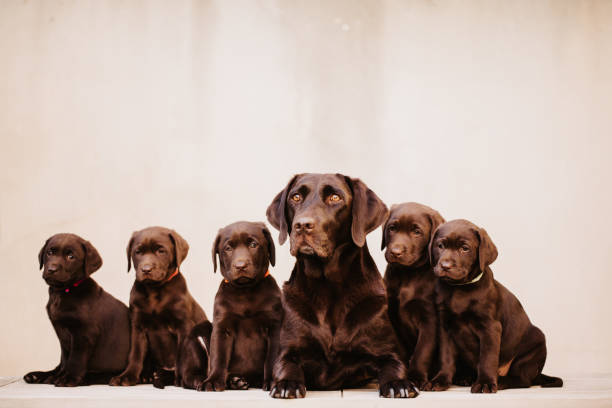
[423,219,562,393]
[24,233,130,386]
[266,173,418,399]
[109,226,210,389]
[201,221,282,391]
[382,202,445,388]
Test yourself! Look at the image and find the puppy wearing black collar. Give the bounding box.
[201,221,282,391]
[424,219,562,393]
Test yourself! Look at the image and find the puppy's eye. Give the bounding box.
[67,253,75,260]
[388,224,397,232]
[135,249,142,255]
[437,243,444,249]
[291,193,301,202]
[413,228,422,235]
[157,248,166,254]
[47,249,54,256]
[248,241,258,249]
[224,245,233,253]
[460,245,470,252]
[328,194,341,203]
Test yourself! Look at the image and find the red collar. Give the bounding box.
[63,279,85,294]
[165,268,179,283]
[224,270,271,284]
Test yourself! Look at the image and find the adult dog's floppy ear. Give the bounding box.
[211,230,221,273]
[38,237,52,270]
[266,174,299,245]
[260,223,276,267]
[344,176,388,248]
[81,238,103,276]
[476,227,498,272]
[380,204,397,250]
[428,225,441,267]
[126,232,136,272]
[168,229,189,269]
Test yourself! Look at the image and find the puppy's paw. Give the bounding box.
[53,374,82,387]
[379,380,419,398]
[471,381,498,394]
[201,377,226,392]
[109,373,139,386]
[261,380,271,392]
[227,376,249,390]
[24,371,53,384]
[270,380,306,399]
[422,375,451,392]
[405,369,427,389]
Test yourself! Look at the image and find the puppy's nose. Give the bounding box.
[233,260,249,270]
[141,264,153,274]
[47,265,58,274]
[390,246,404,258]
[440,260,453,270]
[293,217,315,234]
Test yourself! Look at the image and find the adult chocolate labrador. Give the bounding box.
[266,173,418,399]
[24,233,130,386]
[202,221,282,391]
[382,202,444,388]
[424,219,563,393]
[109,226,210,389]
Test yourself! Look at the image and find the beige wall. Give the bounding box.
[1,0,611,377]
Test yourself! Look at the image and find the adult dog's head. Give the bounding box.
[381,202,444,267]
[429,219,498,284]
[211,221,275,287]
[266,173,388,261]
[38,233,102,287]
[126,226,189,284]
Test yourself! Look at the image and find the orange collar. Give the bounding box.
[224,270,270,284]
[166,268,179,283]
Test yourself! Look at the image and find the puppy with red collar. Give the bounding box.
[202,221,282,391]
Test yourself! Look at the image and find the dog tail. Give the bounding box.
[534,373,563,388]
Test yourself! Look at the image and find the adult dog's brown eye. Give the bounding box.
[329,194,341,203]
[291,193,301,202]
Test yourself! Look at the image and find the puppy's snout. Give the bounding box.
[140,264,153,274]
[440,260,454,270]
[232,259,250,271]
[389,246,404,258]
[293,217,315,234]
[46,264,59,274]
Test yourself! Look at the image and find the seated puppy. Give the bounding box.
[424,219,563,393]
[382,202,444,388]
[202,221,282,391]
[110,227,210,389]
[24,233,130,386]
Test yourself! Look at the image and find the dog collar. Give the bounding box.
[449,271,484,286]
[62,279,85,294]
[165,268,179,283]
[224,270,271,284]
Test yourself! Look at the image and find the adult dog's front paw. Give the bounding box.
[109,373,139,386]
[379,380,419,398]
[270,380,306,399]
[421,374,451,391]
[471,380,498,393]
[200,377,226,392]
[53,374,83,387]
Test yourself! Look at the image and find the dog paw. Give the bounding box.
[227,376,249,390]
[471,381,498,393]
[453,376,475,387]
[405,370,427,389]
[270,380,306,399]
[421,375,451,391]
[200,377,226,392]
[24,371,51,384]
[53,374,82,387]
[109,373,139,386]
[261,380,271,391]
[379,379,419,398]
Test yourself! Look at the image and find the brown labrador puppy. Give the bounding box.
[109,226,210,389]
[24,234,130,386]
[201,221,282,391]
[381,202,445,388]
[423,219,563,393]
[266,173,418,399]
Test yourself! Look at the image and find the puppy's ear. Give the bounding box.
[38,237,52,270]
[428,225,441,267]
[266,174,299,245]
[476,227,498,272]
[427,209,445,239]
[260,223,276,267]
[168,230,189,269]
[126,232,137,272]
[380,204,396,250]
[81,239,103,276]
[343,176,388,248]
[211,230,221,273]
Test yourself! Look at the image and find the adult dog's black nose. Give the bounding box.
[389,246,404,258]
[293,217,315,234]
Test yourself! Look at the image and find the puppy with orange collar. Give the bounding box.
[202,221,282,391]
